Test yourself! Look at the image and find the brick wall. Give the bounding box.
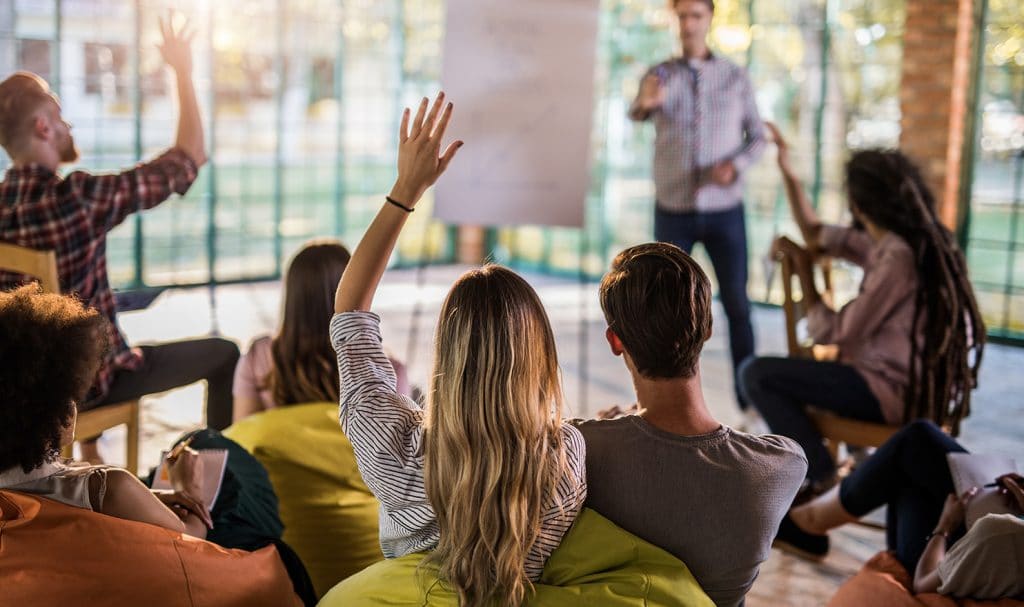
[899,0,979,230]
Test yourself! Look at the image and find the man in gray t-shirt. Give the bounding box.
[583,242,807,607]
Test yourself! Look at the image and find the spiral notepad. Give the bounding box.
[946,452,1018,528]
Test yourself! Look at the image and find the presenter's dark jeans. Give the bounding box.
[92,338,240,430]
[738,356,886,484]
[655,204,754,410]
[838,421,966,572]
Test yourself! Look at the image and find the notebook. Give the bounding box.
[151,448,229,510]
[946,452,1018,528]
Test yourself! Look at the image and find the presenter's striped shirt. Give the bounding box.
[330,311,587,581]
[630,53,765,214]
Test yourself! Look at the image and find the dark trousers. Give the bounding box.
[654,205,754,410]
[94,338,240,431]
[838,421,966,572]
[149,429,318,606]
[738,356,885,483]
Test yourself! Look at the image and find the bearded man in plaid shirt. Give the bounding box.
[0,17,238,462]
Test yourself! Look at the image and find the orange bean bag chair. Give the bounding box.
[827,551,1024,607]
[0,490,303,607]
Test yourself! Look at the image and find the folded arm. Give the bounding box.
[99,468,209,539]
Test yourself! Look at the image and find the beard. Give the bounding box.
[58,133,80,163]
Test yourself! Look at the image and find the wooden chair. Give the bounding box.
[775,239,900,464]
[0,242,140,473]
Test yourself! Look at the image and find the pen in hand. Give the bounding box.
[166,435,195,463]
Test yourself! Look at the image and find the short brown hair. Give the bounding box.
[0,285,108,472]
[0,72,56,155]
[674,0,715,12]
[600,242,712,379]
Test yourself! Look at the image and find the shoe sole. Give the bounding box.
[772,538,828,563]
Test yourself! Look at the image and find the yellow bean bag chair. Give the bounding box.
[225,403,383,597]
[0,490,302,607]
[319,508,713,606]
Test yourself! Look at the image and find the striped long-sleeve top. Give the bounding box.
[330,311,587,581]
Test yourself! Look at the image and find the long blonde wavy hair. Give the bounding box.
[423,265,568,607]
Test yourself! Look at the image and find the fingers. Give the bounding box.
[961,487,979,504]
[409,97,429,140]
[399,107,411,143]
[174,492,214,529]
[422,92,446,138]
[437,140,464,174]
[195,502,214,529]
[431,100,454,141]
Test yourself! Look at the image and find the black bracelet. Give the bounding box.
[385,195,414,213]
[925,530,949,543]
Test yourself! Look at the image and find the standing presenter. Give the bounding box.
[629,0,765,413]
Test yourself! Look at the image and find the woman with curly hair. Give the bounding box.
[0,285,214,535]
[0,284,317,604]
[740,124,985,494]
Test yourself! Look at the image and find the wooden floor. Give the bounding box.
[92,266,1023,605]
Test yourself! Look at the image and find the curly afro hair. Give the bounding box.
[0,285,108,472]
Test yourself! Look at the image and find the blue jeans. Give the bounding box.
[654,204,754,410]
[839,421,966,572]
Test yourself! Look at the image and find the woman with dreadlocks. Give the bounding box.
[738,123,985,495]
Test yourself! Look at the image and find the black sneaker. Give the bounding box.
[773,513,829,562]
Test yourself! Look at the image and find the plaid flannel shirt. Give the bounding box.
[0,148,199,407]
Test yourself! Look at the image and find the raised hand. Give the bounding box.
[765,122,792,171]
[390,92,463,208]
[637,74,665,112]
[335,93,463,314]
[157,12,196,76]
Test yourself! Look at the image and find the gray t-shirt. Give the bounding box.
[576,417,807,607]
[937,513,1024,600]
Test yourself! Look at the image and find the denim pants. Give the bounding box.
[838,421,967,572]
[654,204,754,409]
[738,356,885,484]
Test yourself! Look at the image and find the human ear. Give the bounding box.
[32,114,52,141]
[605,327,624,356]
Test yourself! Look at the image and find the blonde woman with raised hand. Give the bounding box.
[330,93,587,606]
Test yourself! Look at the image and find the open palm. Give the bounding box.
[157,13,196,75]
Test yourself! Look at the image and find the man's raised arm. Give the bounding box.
[158,14,205,167]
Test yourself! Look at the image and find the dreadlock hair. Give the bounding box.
[845,149,985,433]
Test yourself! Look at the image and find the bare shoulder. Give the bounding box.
[102,467,150,496]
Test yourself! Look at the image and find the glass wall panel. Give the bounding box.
[9,0,1021,344]
[965,0,1024,339]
